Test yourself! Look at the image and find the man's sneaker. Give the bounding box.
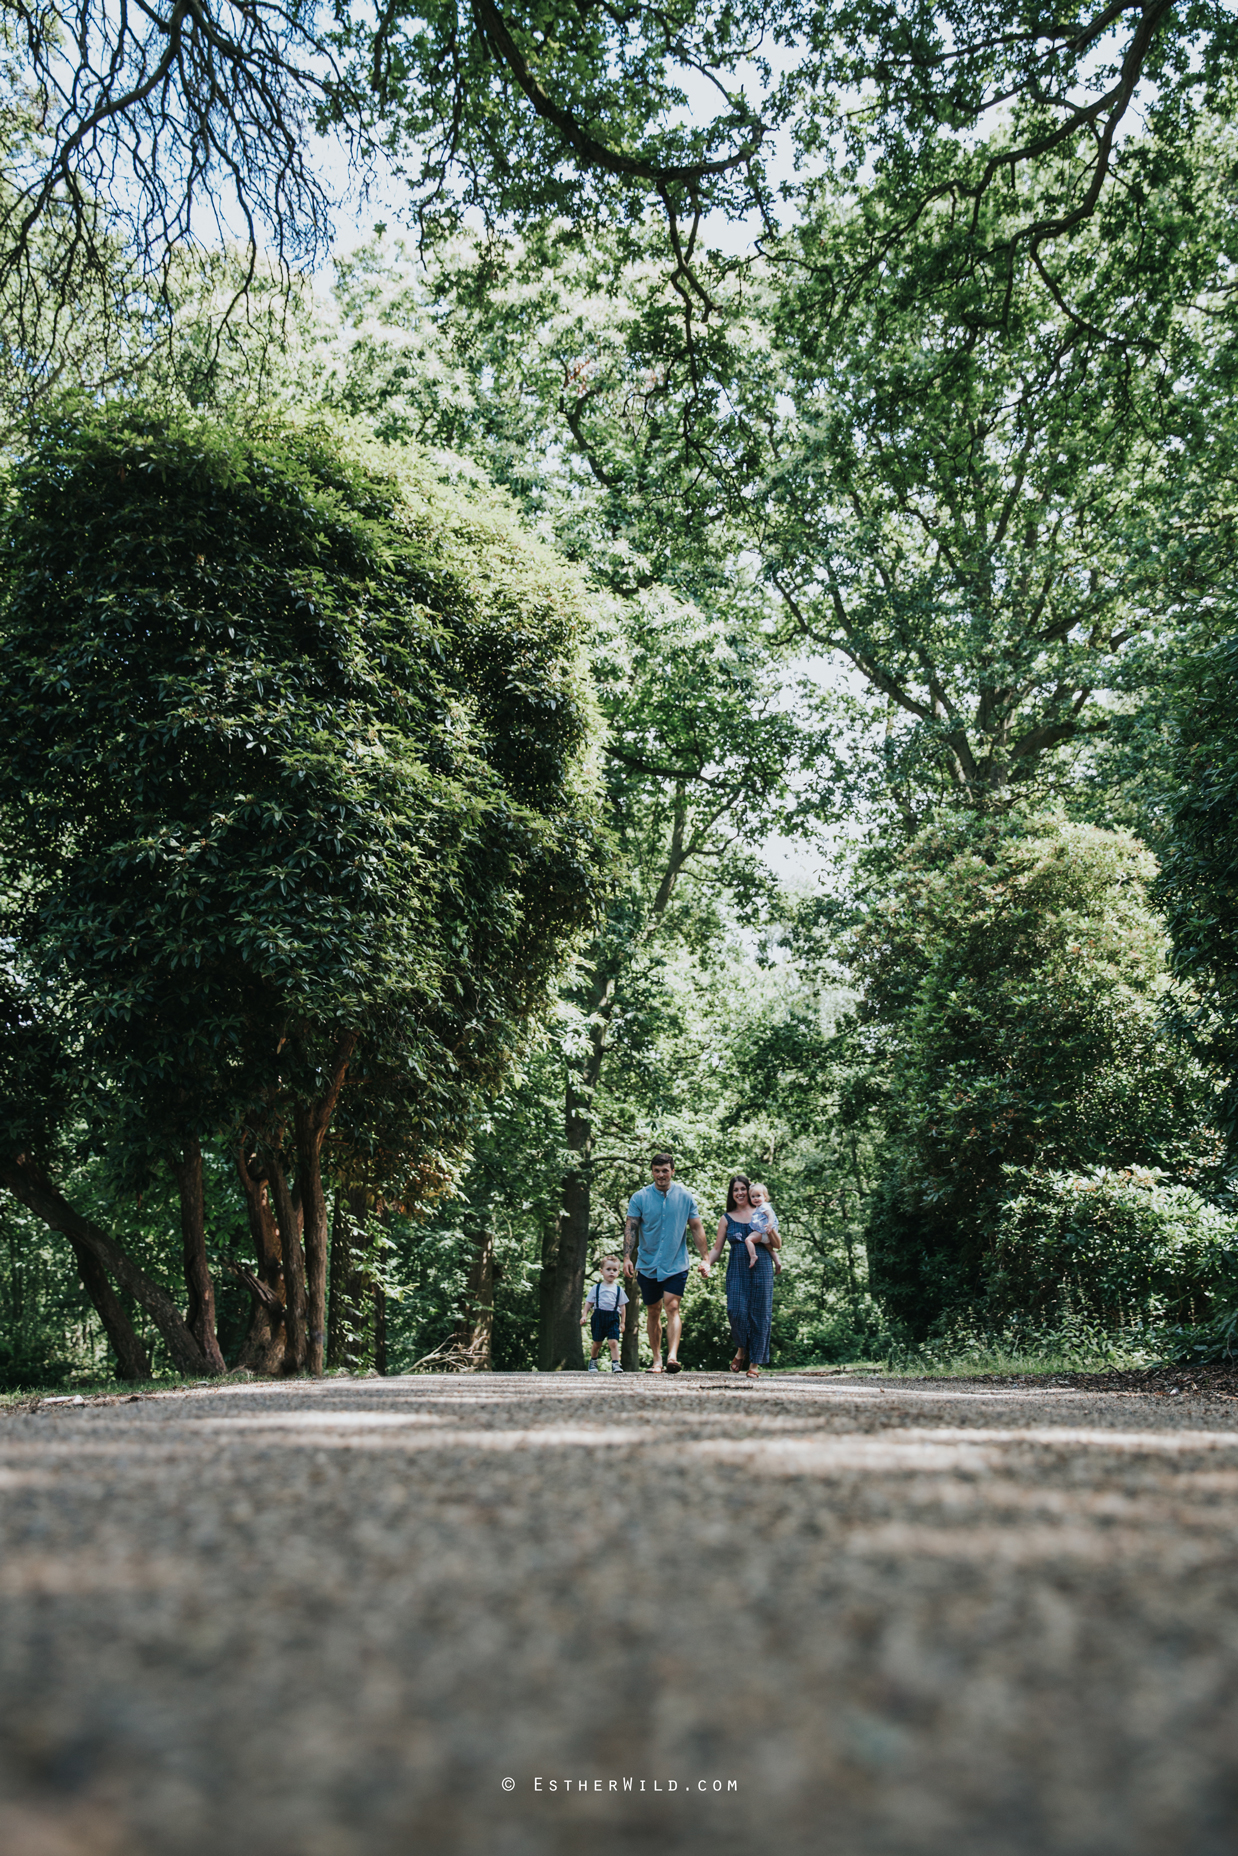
[587,1359,599,1372]
[610,1363,624,1373]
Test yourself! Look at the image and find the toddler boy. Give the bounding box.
[582,1254,628,1372]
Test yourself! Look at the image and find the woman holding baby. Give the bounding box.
[706,1173,779,1380]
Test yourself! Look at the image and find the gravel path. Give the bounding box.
[2,1371,1237,1856]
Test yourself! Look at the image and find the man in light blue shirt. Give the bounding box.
[622,1153,712,1374]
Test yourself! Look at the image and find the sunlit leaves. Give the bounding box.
[0,406,604,1197]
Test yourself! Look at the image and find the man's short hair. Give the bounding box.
[650,1152,674,1169]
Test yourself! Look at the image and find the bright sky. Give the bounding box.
[310,39,810,269]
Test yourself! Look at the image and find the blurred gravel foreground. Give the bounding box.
[1,1374,1237,1856]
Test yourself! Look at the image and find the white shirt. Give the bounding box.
[586,1279,629,1312]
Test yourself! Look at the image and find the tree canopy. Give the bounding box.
[3,0,1238,1386]
[0,405,603,1374]
[6,0,1238,350]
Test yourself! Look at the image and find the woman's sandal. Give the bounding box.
[745,1363,761,1380]
[728,1352,746,1375]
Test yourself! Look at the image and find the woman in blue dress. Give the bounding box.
[707,1173,776,1380]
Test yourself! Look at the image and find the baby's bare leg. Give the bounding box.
[754,1230,780,1272]
[745,1235,758,1268]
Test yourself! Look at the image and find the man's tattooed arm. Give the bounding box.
[623,1215,639,1265]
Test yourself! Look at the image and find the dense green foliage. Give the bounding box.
[4,2,1238,1385]
[988,1170,1237,1330]
[1159,631,1238,1178]
[0,406,600,1182]
[851,815,1220,1336]
[0,407,604,1380]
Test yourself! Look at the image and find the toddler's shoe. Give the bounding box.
[587,1359,599,1372]
[611,1363,624,1373]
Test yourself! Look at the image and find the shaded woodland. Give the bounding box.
[3,0,1238,1383]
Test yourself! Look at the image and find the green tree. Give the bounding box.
[851,813,1217,1335]
[0,406,602,1377]
[1158,630,1238,1183]
[335,191,1200,832]
[755,212,1182,817]
[246,251,832,1369]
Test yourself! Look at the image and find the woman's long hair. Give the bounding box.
[726,1174,752,1213]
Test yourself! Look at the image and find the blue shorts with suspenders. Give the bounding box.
[590,1280,623,1343]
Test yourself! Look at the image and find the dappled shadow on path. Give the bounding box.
[1,1375,1236,1854]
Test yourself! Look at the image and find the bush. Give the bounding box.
[986,1167,1238,1328]
[855,813,1219,1336]
[1165,1308,1238,1365]
[675,1268,734,1370]
[886,1308,1164,1377]
[770,1297,892,1365]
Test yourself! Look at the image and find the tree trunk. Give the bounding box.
[373,1281,387,1376]
[171,1137,226,1375]
[621,1293,642,1371]
[846,1133,866,1314]
[294,1102,329,1378]
[235,1147,286,1375]
[545,1075,591,1370]
[328,1187,372,1372]
[453,1218,495,1369]
[69,1237,151,1381]
[537,1218,560,1371]
[539,978,617,1371]
[265,1151,308,1374]
[2,1159,210,1376]
[292,1031,358,1380]
[840,1192,859,1310]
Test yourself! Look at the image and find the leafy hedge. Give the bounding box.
[985,1167,1238,1328]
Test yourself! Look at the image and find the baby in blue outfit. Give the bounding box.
[744,1182,782,1273]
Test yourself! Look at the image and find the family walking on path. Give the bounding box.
[600,1154,779,1378]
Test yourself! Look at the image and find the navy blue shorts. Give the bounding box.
[637,1269,688,1306]
[590,1309,621,1343]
